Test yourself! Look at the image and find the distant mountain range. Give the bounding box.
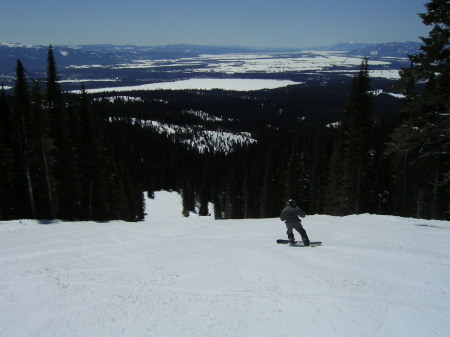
[0,41,420,73]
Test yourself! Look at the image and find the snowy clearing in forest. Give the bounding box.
[80,78,300,93]
[1,191,449,337]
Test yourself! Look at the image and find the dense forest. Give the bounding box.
[1,0,448,221]
[0,48,144,221]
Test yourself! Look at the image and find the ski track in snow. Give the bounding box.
[1,191,450,337]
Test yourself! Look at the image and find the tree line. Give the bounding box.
[0,47,144,221]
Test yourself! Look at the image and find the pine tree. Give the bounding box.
[76,85,98,219]
[241,152,263,218]
[198,182,210,216]
[182,180,196,217]
[29,79,56,218]
[227,162,245,218]
[0,84,15,219]
[284,148,310,212]
[12,60,36,218]
[76,86,140,221]
[259,145,279,218]
[284,150,300,203]
[197,161,211,216]
[45,46,80,219]
[387,0,450,219]
[325,58,373,215]
[309,125,332,214]
[120,164,145,221]
[324,128,345,215]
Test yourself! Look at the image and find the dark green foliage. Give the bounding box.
[12,60,37,218]
[46,46,81,219]
[325,58,375,215]
[0,85,15,219]
[259,144,280,218]
[85,82,397,220]
[309,126,334,214]
[182,181,196,217]
[0,48,144,221]
[387,0,450,219]
[198,182,210,216]
[29,79,57,218]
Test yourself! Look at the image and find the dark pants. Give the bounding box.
[286,222,310,244]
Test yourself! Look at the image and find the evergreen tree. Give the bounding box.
[29,79,57,218]
[119,164,145,221]
[211,178,225,220]
[227,163,245,218]
[1,51,148,222]
[369,122,392,215]
[77,86,141,221]
[309,125,333,214]
[387,0,450,219]
[241,153,263,218]
[182,180,196,217]
[259,142,284,218]
[325,58,373,215]
[0,84,15,219]
[76,85,100,219]
[45,46,80,219]
[12,60,36,218]
[198,182,210,216]
[284,149,310,212]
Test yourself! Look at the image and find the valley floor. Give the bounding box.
[1,191,449,337]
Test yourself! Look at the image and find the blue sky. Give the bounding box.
[1,0,430,48]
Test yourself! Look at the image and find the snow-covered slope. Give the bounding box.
[136,119,257,154]
[109,117,257,154]
[1,191,449,337]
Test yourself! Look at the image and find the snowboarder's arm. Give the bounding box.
[297,207,306,218]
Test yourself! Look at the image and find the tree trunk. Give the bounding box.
[430,162,440,219]
[41,137,55,218]
[19,113,36,218]
[355,164,362,214]
[416,187,424,218]
[24,164,36,218]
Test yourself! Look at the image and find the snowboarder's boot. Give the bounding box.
[287,232,296,245]
[289,237,296,245]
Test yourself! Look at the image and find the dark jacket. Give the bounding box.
[280,205,306,223]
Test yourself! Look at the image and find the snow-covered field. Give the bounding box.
[82,78,300,93]
[65,51,402,93]
[1,191,449,337]
[70,51,392,75]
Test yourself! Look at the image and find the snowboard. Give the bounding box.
[276,239,322,247]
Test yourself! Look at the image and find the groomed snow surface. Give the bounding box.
[1,191,449,337]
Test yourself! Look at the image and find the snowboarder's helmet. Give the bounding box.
[287,199,296,207]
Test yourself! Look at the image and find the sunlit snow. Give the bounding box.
[125,118,257,154]
[82,78,300,93]
[110,51,390,74]
[66,51,399,82]
[1,191,449,337]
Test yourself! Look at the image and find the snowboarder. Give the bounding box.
[280,199,310,246]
